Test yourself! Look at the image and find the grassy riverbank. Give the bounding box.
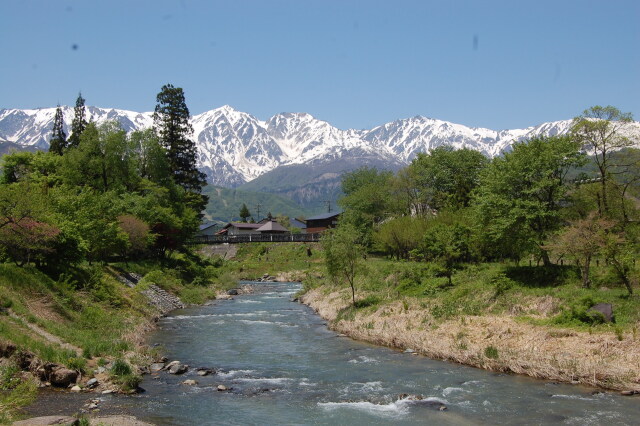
[298,256,640,391]
[0,252,234,423]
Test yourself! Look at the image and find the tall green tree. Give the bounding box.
[68,92,88,148]
[48,105,67,155]
[408,146,489,212]
[473,135,585,264]
[321,223,366,305]
[239,203,251,222]
[153,84,206,193]
[571,105,636,216]
[339,167,394,245]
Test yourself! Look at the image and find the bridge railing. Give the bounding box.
[188,233,322,245]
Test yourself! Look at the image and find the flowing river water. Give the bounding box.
[117,281,639,425]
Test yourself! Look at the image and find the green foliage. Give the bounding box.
[153,83,207,195]
[0,378,37,423]
[473,135,585,263]
[339,167,395,245]
[0,364,21,390]
[322,224,366,304]
[48,105,67,155]
[68,92,88,149]
[374,216,429,259]
[553,296,607,326]
[408,146,489,211]
[239,203,251,222]
[484,346,499,359]
[109,359,141,391]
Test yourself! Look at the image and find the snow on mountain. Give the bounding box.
[0,105,626,188]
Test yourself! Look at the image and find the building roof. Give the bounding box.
[290,218,307,229]
[222,222,262,230]
[256,220,288,233]
[198,222,218,231]
[306,212,341,221]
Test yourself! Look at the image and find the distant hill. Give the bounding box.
[238,154,403,212]
[202,185,310,223]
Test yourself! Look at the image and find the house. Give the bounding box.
[256,220,288,234]
[305,212,340,233]
[290,217,307,233]
[196,222,219,237]
[217,222,263,236]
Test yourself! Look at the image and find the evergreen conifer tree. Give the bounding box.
[239,203,251,222]
[49,105,67,155]
[153,84,206,192]
[68,92,88,148]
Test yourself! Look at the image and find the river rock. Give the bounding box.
[70,385,82,392]
[404,348,415,354]
[217,384,229,391]
[182,379,198,385]
[50,367,78,387]
[12,416,78,425]
[168,363,188,375]
[86,378,99,388]
[227,289,239,296]
[150,363,165,372]
[620,390,637,396]
[197,368,214,376]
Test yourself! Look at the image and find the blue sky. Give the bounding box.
[1,0,638,130]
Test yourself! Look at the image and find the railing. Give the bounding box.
[188,233,322,245]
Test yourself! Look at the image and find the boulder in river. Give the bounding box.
[227,289,239,296]
[168,363,188,375]
[182,379,198,386]
[50,367,78,387]
[150,362,165,372]
[217,384,229,391]
[86,378,99,388]
[197,368,214,376]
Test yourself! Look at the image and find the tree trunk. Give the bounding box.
[582,256,591,289]
[540,249,552,267]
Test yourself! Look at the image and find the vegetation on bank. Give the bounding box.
[302,106,640,387]
[0,85,223,422]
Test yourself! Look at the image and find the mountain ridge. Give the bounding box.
[2,105,636,190]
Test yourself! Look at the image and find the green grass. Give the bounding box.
[220,242,324,280]
[303,254,640,332]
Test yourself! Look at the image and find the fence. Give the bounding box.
[188,232,322,245]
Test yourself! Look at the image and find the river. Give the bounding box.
[120,281,639,425]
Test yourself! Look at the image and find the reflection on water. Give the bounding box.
[123,282,639,425]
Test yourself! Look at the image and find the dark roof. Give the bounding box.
[198,222,218,231]
[290,218,307,229]
[306,212,341,221]
[222,222,262,230]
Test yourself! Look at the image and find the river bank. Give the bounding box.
[300,286,640,392]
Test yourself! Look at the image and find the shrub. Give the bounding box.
[484,346,499,359]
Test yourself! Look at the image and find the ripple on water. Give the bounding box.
[348,355,379,364]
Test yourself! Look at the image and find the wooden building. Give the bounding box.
[305,212,340,233]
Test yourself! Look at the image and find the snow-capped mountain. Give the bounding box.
[0,105,626,188]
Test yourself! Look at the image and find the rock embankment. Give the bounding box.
[140,285,185,315]
[113,269,185,315]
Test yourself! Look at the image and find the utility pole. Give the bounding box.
[323,200,332,213]
[255,203,262,221]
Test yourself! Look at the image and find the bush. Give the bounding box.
[484,346,499,359]
[553,296,606,326]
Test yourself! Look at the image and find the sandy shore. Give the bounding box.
[301,287,640,392]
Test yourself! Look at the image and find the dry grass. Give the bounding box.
[301,287,640,391]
